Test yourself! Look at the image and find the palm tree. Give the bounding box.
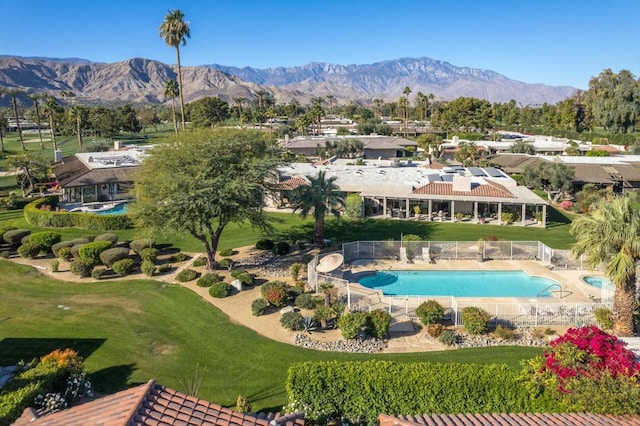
[163,79,179,134]
[7,88,26,150]
[571,196,640,336]
[397,96,409,138]
[159,9,190,132]
[232,97,246,123]
[372,98,383,118]
[326,94,336,115]
[42,95,60,151]
[69,105,84,150]
[27,92,45,150]
[0,88,6,152]
[291,171,345,248]
[402,86,411,137]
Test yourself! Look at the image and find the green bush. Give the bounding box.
[139,247,158,263]
[99,247,131,268]
[219,248,235,257]
[70,245,81,259]
[209,281,232,298]
[176,268,199,282]
[170,252,190,262]
[28,231,61,250]
[51,241,75,257]
[338,312,368,339]
[295,293,320,310]
[57,246,73,261]
[192,256,208,267]
[219,257,234,270]
[439,329,458,346]
[462,306,491,335]
[290,262,303,281]
[3,229,31,246]
[112,258,136,276]
[197,273,223,287]
[367,310,391,338]
[129,238,155,254]
[92,268,107,280]
[0,250,9,259]
[17,243,45,259]
[286,360,558,425]
[260,281,289,307]
[273,241,290,255]
[70,259,94,277]
[594,307,614,330]
[77,241,113,265]
[24,197,132,230]
[251,298,269,316]
[281,311,304,330]
[230,269,253,286]
[20,235,31,246]
[494,325,516,340]
[415,300,445,325]
[141,260,156,277]
[94,233,118,243]
[255,239,274,250]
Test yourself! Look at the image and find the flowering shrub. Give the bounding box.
[559,200,573,210]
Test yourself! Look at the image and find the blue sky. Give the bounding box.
[2,0,639,89]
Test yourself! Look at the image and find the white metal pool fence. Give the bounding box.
[307,241,612,327]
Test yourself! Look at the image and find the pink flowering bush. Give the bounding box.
[522,326,640,413]
[559,200,573,210]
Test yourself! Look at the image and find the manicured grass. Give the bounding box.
[0,261,542,411]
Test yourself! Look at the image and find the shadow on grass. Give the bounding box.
[90,363,140,395]
[0,337,106,365]
[545,206,572,227]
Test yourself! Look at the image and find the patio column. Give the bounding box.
[383,197,388,218]
[473,201,478,223]
[450,200,455,222]
[94,185,98,202]
[542,204,547,228]
[428,199,433,221]
[361,195,365,217]
[521,204,526,226]
[406,198,410,219]
[498,202,502,223]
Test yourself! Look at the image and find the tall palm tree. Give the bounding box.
[43,95,60,151]
[163,79,179,134]
[373,98,383,118]
[232,97,246,123]
[69,105,84,150]
[571,196,640,336]
[402,86,412,137]
[291,171,345,248]
[27,92,45,150]
[7,88,26,150]
[159,9,190,132]
[397,96,409,138]
[0,88,6,152]
[326,94,336,115]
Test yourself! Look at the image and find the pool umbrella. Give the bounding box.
[316,253,344,273]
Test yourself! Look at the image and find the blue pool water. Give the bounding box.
[358,270,558,297]
[582,276,614,289]
[95,203,128,215]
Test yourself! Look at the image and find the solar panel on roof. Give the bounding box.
[427,175,442,182]
[468,167,487,177]
[484,167,504,177]
[441,174,454,182]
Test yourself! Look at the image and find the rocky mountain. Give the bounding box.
[207,57,577,105]
[0,56,576,106]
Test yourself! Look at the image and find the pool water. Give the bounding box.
[358,270,558,297]
[95,203,128,215]
[582,276,614,289]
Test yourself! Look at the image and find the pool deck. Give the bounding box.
[346,258,601,304]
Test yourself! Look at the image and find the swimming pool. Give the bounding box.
[582,276,614,289]
[357,270,559,297]
[95,203,128,215]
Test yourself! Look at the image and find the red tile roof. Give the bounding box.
[380,412,640,426]
[412,181,515,198]
[277,176,310,190]
[15,380,304,426]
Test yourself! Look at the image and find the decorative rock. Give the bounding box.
[280,306,295,314]
[230,279,242,292]
[293,333,386,353]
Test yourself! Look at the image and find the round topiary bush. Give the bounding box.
[209,281,232,298]
[78,241,113,265]
[251,298,269,316]
[260,281,289,307]
[176,268,199,282]
[219,248,235,257]
[99,247,131,268]
[170,252,190,262]
[57,246,73,261]
[68,238,92,246]
[20,235,31,246]
[219,258,234,270]
[3,229,31,246]
[415,300,445,325]
[92,268,107,280]
[295,293,320,310]
[280,311,304,331]
[255,239,274,250]
[17,242,45,259]
[94,233,118,243]
[197,273,223,287]
[192,256,208,267]
[28,231,61,251]
[462,306,491,335]
[52,241,75,257]
[112,258,136,276]
[273,241,290,255]
[70,259,94,278]
[230,269,253,286]
[129,238,155,254]
[141,260,156,277]
[139,247,158,263]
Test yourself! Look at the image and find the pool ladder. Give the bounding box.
[537,283,571,299]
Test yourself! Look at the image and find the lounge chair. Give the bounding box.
[422,247,435,264]
[399,247,410,263]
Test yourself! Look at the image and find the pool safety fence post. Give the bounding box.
[347,282,351,310]
[405,298,409,316]
[510,242,513,260]
[451,296,458,325]
[535,302,538,327]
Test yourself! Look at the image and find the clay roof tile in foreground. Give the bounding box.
[412,181,516,199]
[380,413,640,426]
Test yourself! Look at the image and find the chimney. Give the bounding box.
[452,175,472,192]
[114,140,122,150]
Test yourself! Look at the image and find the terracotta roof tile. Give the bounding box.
[277,176,310,190]
[412,181,516,198]
[380,413,640,426]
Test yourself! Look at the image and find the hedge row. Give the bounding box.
[24,197,132,231]
[286,361,560,425]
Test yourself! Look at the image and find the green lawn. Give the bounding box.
[0,261,542,412]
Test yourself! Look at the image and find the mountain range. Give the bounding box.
[0,56,577,106]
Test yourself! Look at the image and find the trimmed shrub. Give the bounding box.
[494,325,516,340]
[0,250,9,259]
[295,293,320,310]
[192,256,208,267]
[462,306,491,335]
[24,197,132,230]
[367,309,392,338]
[17,243,45,259]
[338,312,368,339]
[176,268,199,282]
[92,268,107,280]
[3,229,31,246]
[260,281,289,307]
[415,300,445,325]
[28,232,61,250]
[251,298,269,316]
[219,257,234,270]
[255,239,274,250]
[209,282,232,298]
[21,235,31,246]
[70,245,81,259]
[94,233,118,243]
[594,307,614,330]
[170,252,190,262]
[230,269,253,286]
[70,259,94,277]
[197,273,223,287]
[141,260,156,277]
[427,323,444,338]
[219,248,235,257]
[69,238,92,246]
[139,247,158,263]
[273,241,290,255]
[50,259,59,272]
[52,241,75,257]
[129,238,155,254]
[78,241,113,265]
[281,311,304,331]
[112,258,136,276]
[57,246,73,261]
[99,247,131,268]
[439,329,458,346]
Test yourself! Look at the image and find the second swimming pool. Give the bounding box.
[357,270,558,297]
